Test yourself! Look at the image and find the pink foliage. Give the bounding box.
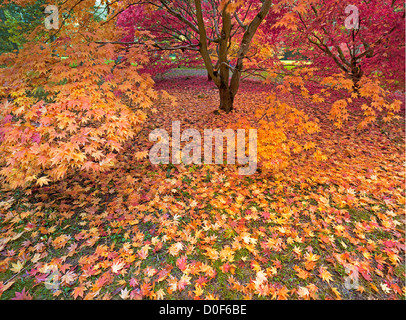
[270,0,405,89]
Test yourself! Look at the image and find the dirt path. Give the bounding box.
[155,67,264,82]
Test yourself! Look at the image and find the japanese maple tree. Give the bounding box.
[272,0,405,91]
[117,0,276,113]
[0,0,158,188]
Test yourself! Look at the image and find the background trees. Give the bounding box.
[117,0,404,111]
[0,0,46,53]
[274,0,405,91]
[118,0,276,113]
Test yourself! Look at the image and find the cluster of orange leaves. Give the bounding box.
[0,1,158,189]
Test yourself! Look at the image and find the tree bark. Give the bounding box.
[217,5,232,111]
[351,68,363,93]
[194,0,219,87]
[193,0,272,113]
[219,85,234,113]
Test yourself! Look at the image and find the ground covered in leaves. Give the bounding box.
[0,75,405,300]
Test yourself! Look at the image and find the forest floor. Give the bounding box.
[0,74,405,300]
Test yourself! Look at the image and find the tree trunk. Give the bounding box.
[350,65,363,93]
[193,0,272,113]
[352,74,361,93]
[219,86,234,113]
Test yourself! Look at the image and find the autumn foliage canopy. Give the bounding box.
[0,0,405,302]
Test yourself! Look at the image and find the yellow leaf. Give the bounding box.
[10,261,24,273]
[318,266,333,283]
[331,287,342,300]
[0,280,15,296]
[36,176,51,186]
[370,283,379,293]
[193,283,204,297]
[156,288,165,300]
[117,279,127,286]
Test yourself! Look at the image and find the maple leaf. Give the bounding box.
[305,252,320,262]
[156,269,169,283]
[84,289,101,300]
[176,256,188,271]
[297,286,310,299]
[53,234,70,249]
[111,260,125,274]
[129,278,139,288]
[10,261,24,274]
[380,283,391,294]
[293,265,310,280]
[356,286,365,294]
[219,246,235,262]
[135,151,149,160]
[370,283,379,293]
[261,211,270,219]
[155,288,165,300]
[61,271,77,286]
[138,247,149,260]
[193,283,204,297]
[168,242,183,256]
[250,260,262,272]
[167,276,178,294]
[140,282,152,297]
[331,287,342,300]
[391,283,402,296]
[220,263,231,274]
[12,288,32,300]
[0,280,15,297]
[255,270,268,285]
[119,288,130,300]
[72,285,85,300]
[318,266,333,283]
[177,274,191,291]
[277,286,289,300]
[129,288,143,300]
[36,176,51,187]
[304,261,317,271]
